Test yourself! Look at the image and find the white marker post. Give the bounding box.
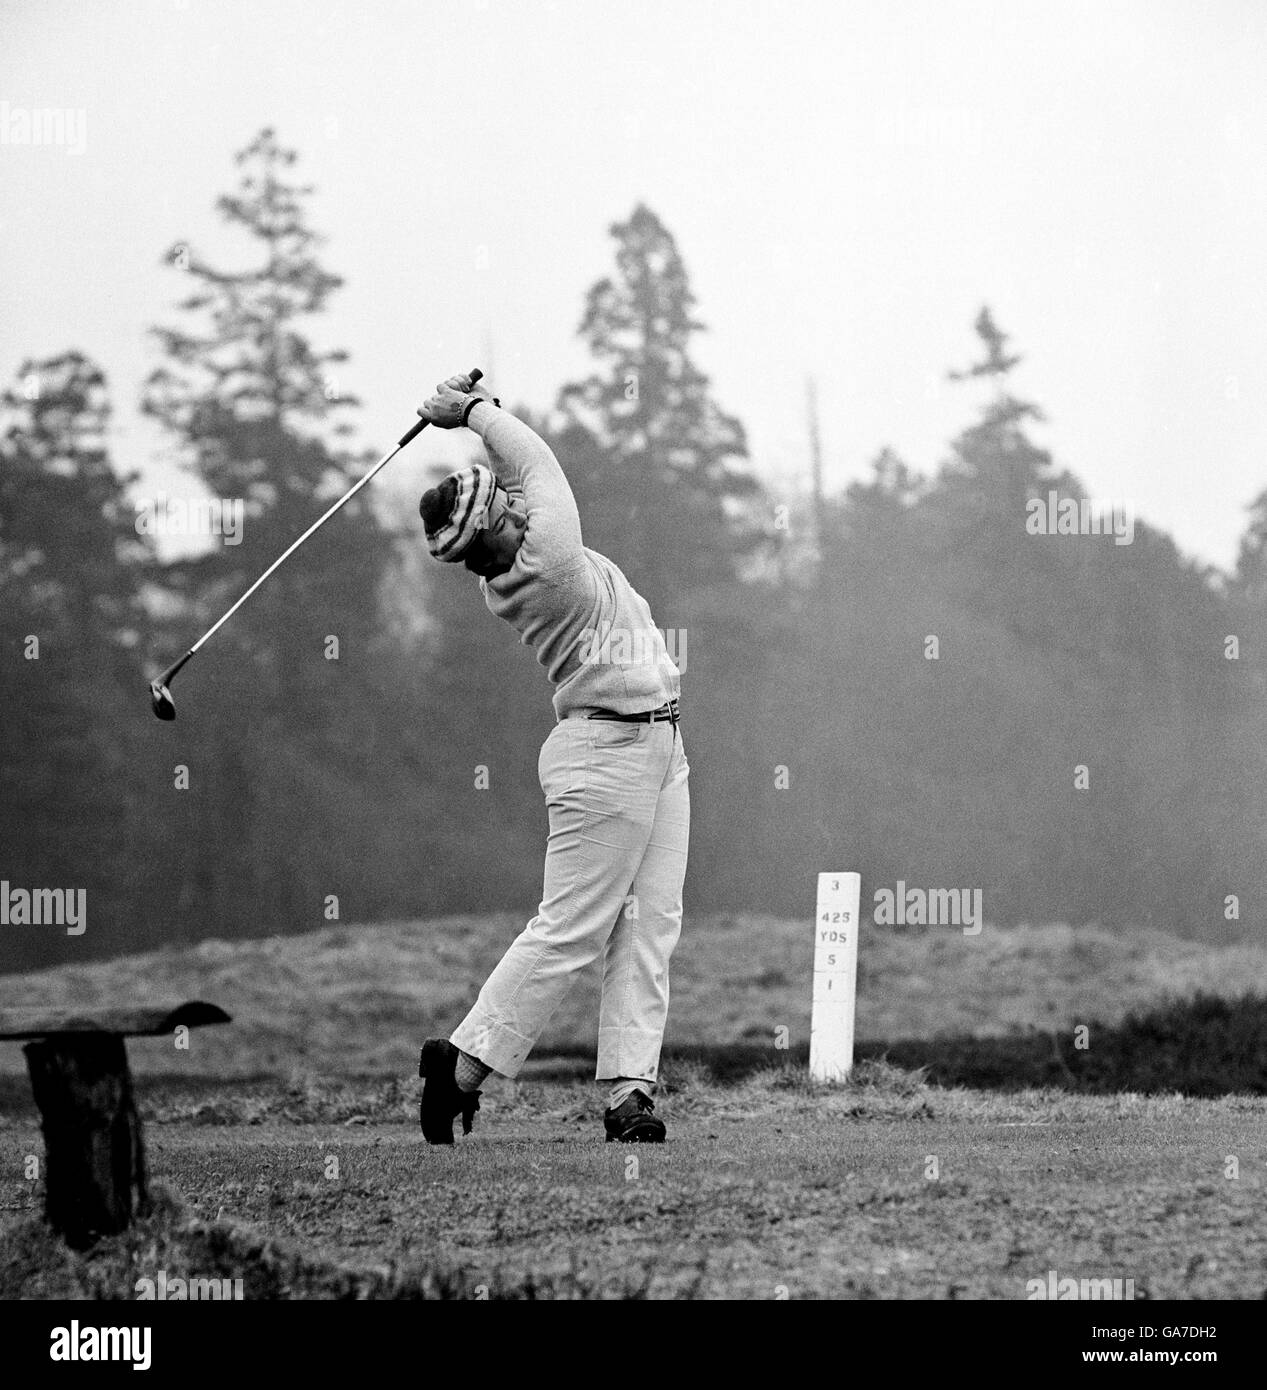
[810,872,861,1082]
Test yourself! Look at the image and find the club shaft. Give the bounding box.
[154,368,481,696]
[189,438,406,655]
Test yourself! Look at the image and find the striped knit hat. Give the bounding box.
[419,464,498,562]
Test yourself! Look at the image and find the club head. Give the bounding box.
[149,680,176,721]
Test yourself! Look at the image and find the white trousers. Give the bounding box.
[451,716,690,1082]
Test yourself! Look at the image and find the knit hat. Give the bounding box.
[419,464,498,562]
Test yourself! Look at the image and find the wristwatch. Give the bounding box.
[461,394,500,427]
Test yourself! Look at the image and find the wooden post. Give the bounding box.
[24,1034,147,1250]
[1,1000,229,1249]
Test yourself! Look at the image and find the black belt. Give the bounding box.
[588,698,680,725]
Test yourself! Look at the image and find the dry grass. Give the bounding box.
[1,914,1264,1078]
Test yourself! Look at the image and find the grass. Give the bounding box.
[1,914,1265,1079]
[2,1065,1265,1300]
[2,918,1264,1299]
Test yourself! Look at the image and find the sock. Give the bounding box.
[608,1077,652,1111]
[455,1050,491,1093]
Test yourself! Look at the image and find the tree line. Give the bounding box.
[2,128,1263,974]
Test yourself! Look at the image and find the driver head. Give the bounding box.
[150,680,176,720]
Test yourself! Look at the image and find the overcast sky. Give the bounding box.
[2,0,1264,570]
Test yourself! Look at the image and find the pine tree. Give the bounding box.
[552,204,764,617]
[932,306,1067,639]
[141,128,392,941]
[1233,489,1267,606]
[0,353,153,969]
[143,126,374,669]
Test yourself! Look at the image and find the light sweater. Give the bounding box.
[467,401,681,721]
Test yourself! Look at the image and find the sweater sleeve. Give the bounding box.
[467,402,584,573]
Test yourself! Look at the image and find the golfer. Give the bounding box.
[416,373,690,1144]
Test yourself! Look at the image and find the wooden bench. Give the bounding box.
[0,1001,230,1249]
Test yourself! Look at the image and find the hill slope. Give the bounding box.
[2,914,1263,1077]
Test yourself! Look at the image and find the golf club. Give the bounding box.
[148,368,483,720]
